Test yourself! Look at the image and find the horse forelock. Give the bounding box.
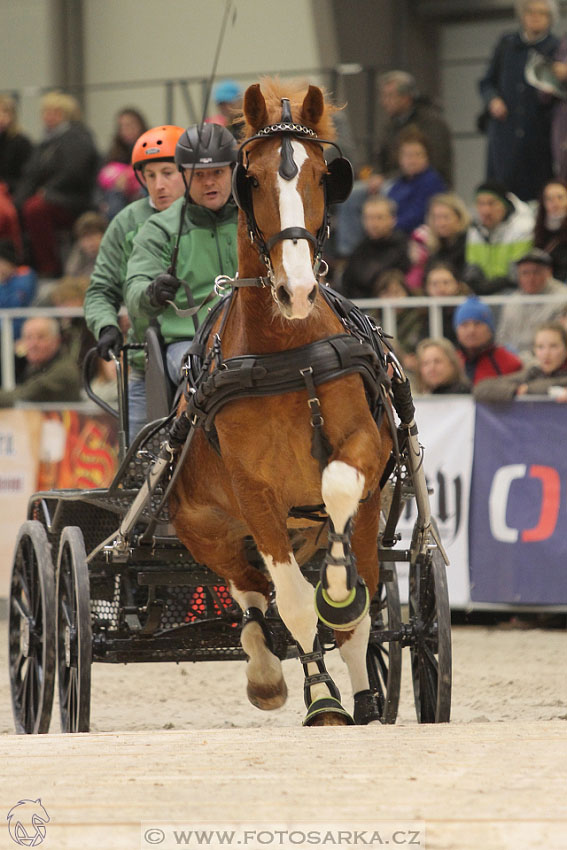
[240,77,338,142]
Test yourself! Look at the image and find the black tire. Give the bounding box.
[56,527,92,733]
[408,522,452,723]
[9,521,56,734]
[366,569,403,724]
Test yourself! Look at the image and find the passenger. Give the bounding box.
[125,123,238,385]
[496,248,567,360]
[340,196,409,300]
[453,296,523,385]
[84,125,185,439]
[415,337,470,395]
[0,316,81,407]
[465,181,535,292]
[474,320,567,401]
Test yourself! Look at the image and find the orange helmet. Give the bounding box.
[131,125,185,171]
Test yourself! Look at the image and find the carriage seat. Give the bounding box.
[144,325,177,422]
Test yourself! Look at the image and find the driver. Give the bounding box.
[125,123,238,385]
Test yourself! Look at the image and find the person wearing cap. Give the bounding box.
[125,123,238,384]
[84,125,186,438]
[478,0,559,202]
[465,181,535,291]
[207,79,244,139]
[496,247,567,360]
[453,296,523,385]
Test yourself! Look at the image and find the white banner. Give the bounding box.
[392,396,475,607]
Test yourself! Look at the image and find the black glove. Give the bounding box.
[97,325,123,361]
[146,273,182,308]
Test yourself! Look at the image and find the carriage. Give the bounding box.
[8,79,452,734]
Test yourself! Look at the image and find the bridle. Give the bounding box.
[227,97,354,293]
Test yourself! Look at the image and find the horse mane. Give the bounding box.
[239,77,338,142]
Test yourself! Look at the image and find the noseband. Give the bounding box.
[228,97,353,293]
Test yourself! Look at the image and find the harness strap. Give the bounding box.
[300,365,334,472]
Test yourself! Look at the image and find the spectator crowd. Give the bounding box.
[1,0,567,412]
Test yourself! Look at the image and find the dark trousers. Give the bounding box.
[22,193,75,275]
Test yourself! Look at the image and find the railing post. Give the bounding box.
[1,315,15,391]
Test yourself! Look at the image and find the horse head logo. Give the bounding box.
[7,799,50,847]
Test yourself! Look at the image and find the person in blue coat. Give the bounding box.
[385,131,446,235]
[479,0,560,201]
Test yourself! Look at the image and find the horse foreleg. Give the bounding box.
[316,459,370,631]
[261,551,353,726]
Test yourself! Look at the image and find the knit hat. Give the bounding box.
[475,180,513,213]
[0,240,18,266]
[515,248,553,268]
[453,297,495,333]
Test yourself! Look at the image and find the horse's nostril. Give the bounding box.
[308,285,317,304]
[276,285,291,307]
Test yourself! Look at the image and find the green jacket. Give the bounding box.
[84,196,155,370]
[0,348,82,407]
[125,197,238,344]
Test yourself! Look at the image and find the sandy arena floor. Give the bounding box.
[1,620,566,850]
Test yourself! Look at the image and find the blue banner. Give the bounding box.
[470,401,567,604]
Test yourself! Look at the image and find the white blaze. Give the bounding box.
[276,141,317,297]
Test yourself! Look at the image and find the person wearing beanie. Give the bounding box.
[0,238,37,343]
[465,181,534,290]
[453,296,523,385]
[496,249,567,361]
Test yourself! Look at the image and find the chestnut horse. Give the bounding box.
[173,79,393,725]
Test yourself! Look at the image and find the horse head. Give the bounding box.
[233,79,353,321]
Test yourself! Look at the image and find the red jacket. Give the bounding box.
[458,344,523,385]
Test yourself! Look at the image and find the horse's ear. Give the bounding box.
[300,85,325,127]
[243,84,269,131]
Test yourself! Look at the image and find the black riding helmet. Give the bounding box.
[175,123,238,170]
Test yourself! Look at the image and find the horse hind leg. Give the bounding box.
[316,460,369,631]
[337,616,382,725]
[229,585,287,710]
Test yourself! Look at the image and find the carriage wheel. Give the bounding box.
[366,569,402,724]
[408,522,452,723]
[56,527,92,733]
[9,521,56,734]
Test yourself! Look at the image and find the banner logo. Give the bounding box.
[489,464,560,543]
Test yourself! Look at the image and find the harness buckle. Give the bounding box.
[214,274,234,295]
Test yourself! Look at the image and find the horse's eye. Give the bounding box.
[250,177,260,189]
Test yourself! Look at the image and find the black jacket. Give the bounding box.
[15,121,99,214]
[341,230,410,300]
[0,131,33,194]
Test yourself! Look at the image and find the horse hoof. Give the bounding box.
[314,578,369,631]
[353,689,383,725]
[303,696,354,727]
[247,677,288,710]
